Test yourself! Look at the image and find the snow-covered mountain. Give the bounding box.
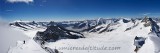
[8,17,160,53]
[9,18,116,32]
[34,24,85,43]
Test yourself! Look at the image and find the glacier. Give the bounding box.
[2,17,160,53]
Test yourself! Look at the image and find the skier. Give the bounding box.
[23,40,25,44]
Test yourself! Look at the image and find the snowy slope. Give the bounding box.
[8,40,47,53]
[7,18,160,53]
[0,20,29,53]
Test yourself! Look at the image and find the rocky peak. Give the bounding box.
[47,21,56,26]
[141,16,149,23]
[122,19,130,23]
[97,18,106,25]
[148,18,160,33]
[33,24,85,44]
[141,16,151,27]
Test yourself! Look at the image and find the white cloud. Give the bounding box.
[5,10,13,12]
[7,0,34,3]
[143,13,151,16]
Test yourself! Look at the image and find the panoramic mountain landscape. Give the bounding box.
[2,17,159,53]
[1,0,160,53]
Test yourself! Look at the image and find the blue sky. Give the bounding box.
[1,0,160,21]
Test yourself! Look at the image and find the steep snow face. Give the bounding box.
[0,20,29,53]
[136,18,160,53]
[138,37,154,53]
[148,33,160,53]
[138,18,160,53]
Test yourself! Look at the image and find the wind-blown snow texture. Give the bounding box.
[6,17,160,53]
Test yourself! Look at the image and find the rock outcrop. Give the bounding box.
[33,24,85,44]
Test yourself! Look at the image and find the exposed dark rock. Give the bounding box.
[43,47,61,53]
[141,16,149,23]
[149,18,160,37]
[131,18,136,24]
[99,24,112,33]
[134,18,160,53]
[133,36,146,53]
[123,19,130,23]
[82,23,115,33]
[125,23,139,31]
[10,22,28,29]
[33,24,85,44]
[96,27,104,31]
[97,18,106,25]
[134,36,146,48]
